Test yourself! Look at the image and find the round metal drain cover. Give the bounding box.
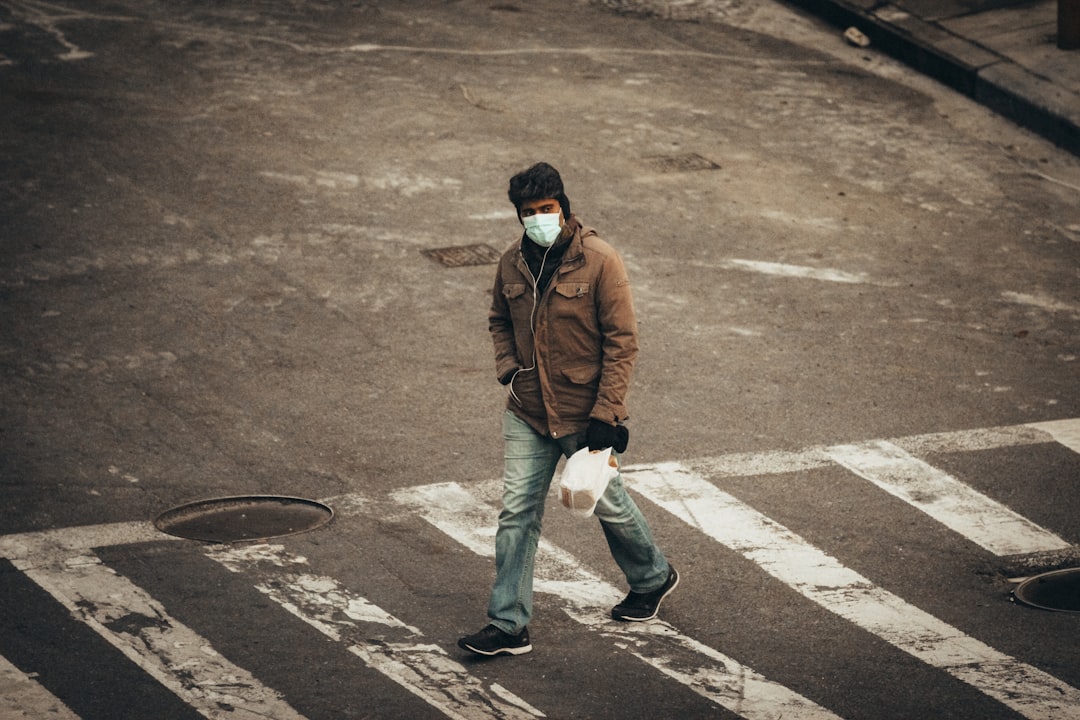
[154,495,333,543]
[1014,568,1080,613]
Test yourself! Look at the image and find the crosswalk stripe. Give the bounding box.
[0,654,80,720]
[0,520,168,559]
[0,418,1075,720]
[205,542,546,720]
[682,419,1067,480]
[624,462,1080,720]
[895,422,1055,454]
[6,534,307,720]
[0,520,548,720]
[826,440,1071,556]
[394,482,842,720]
[1027,418,1080,454]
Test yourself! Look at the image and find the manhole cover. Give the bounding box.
[423,244,502,267]
[1014,568,1080,613]
[154,496,333,543]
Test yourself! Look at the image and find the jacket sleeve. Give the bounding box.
[590,250,638,424]
[488,266,520,383]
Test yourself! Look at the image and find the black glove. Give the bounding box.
[585,419,629,453]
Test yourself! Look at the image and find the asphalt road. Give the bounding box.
[1,1,1079,719]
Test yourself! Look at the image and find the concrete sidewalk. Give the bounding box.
[783,0,1080,156]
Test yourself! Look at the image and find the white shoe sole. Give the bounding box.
[460,641,533,657]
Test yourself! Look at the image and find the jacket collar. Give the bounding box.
[558,218,587,270]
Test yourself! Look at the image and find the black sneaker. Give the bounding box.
[458,624,532,656]
[612,566,679,622]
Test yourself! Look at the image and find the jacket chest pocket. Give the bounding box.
[503,283,528,305]
[551,281,592,322]
[502,283,532,325]
[554,282,590,300]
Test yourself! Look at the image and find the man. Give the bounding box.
[458,162,677,657]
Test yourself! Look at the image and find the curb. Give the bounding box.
[780,0,1080,156]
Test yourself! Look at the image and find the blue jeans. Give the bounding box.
[487,411,671,634]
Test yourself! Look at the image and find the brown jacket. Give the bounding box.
[489,220,638,439]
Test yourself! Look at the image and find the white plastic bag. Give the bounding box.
[558,447,619,518]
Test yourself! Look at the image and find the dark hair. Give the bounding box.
[507,162,571,219]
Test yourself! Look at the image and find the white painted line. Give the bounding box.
[889,423,1053,456]
[1002,291,1079,314]
[393,482,841,720]
[2,0,134,61]
[681,421,1063,480]
[688,447,833,478]
[0,418,1069,552]
[207,543,545,720]
[625,463,1080,720]
[826,440,1071,556]
[726,259,871,284]
[9,543,307,719]
[1027,418,1080,455]
[0,520,168,559]
[336,43,835,69]
[0,654,80,720]
[0,418,1075,720]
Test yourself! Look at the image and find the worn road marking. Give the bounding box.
[1001,291,1080,315]
[725,259,872,284]
[1,525,306,720]
[625,463,1080,720]
[0,654,80,720]
[683,420,1065,479]
[2,0,133,61]
[334,43,836,68]
[0,419,1074,719]
[891,421,1056,456]
[826,440,1071,556]
[394,482,841,720]
[0,520,167,560]
[207,543,546,720]
[1028,418,1080,454]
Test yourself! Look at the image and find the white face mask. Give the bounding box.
[522,212,562,247]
